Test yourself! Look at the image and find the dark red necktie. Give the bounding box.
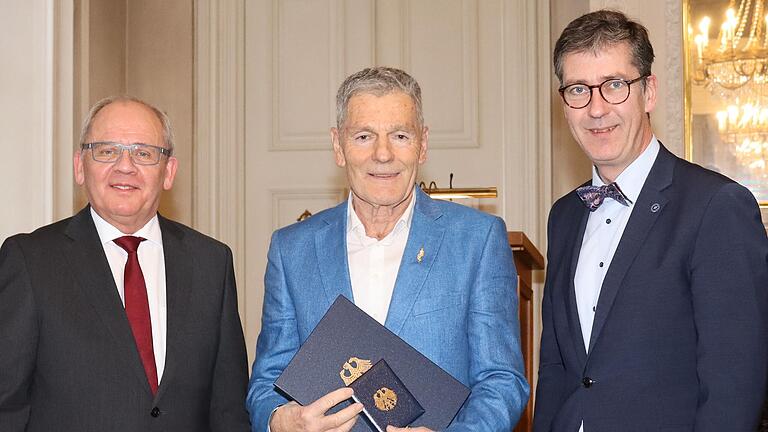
[114,236,158,395]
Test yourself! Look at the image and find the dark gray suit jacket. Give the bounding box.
[533,145,768,432]
[0,207,250,432]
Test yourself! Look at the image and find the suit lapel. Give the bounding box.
[63,207,154,395]
[385,189,445,335]
[315,202,354,305]
[587,145,675,354]
[565,198,590,365]
[156,215,193,400]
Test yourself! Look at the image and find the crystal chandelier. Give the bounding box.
[690,0,768,101]
[690,0,768,178]
[716,104,768,174]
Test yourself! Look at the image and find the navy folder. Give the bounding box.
[274,295,470,431]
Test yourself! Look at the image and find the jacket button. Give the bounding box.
[582,377,594,388]
[150,407,161,417]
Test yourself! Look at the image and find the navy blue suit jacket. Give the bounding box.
[533,145,768,432]
[246,188,529,431]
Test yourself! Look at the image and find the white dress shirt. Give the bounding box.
[346,189,416,325]
[575,137,659,432]
[91,209,168,381]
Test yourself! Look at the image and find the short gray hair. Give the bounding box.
[336,67,423,129]
[78,95,174,150]
[553,9,654,85]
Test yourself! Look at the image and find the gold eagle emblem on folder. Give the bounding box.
[340,357,372,385]
[373,387,398,411]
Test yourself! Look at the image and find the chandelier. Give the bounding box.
[690,0,768,101]
[716,104,768,174]
[690,0,768,179]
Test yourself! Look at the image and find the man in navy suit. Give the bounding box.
[247,67,529,432]
[534,10,768,431]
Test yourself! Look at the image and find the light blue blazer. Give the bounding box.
[246,188,529,431]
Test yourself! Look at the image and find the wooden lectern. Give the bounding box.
[508,232,544,432]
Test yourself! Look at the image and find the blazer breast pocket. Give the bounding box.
[411,293,466,316]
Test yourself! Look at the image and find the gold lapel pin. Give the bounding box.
[417,247,425,263]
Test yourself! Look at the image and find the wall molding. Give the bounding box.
[503,0,550,245]
[664,0,684,154]
[403,0,479,149]
[502,0,551,398]
[270,188,347,231]
[194,0,246,313]
[270,0,344,150]
[53,0,75,221]
[42,0,54,224]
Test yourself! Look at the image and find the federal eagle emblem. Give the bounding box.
[339,356,372,385]
[373,387,398,411]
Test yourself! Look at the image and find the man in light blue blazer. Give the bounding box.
[246,67,529,432]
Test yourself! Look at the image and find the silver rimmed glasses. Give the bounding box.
[81,142,172,166]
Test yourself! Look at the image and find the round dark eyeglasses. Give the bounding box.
[558,75,649,109]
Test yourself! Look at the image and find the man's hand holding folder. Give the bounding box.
[270,387,364,432]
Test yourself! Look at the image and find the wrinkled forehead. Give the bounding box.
[344,91,421,126]
[347,90,417,109]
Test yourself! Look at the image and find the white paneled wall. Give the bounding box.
[0,0,73,242]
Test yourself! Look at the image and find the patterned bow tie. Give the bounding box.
[576,182,631,212]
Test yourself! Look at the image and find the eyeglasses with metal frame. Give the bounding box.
[81,141,173,166]
[558,75,649,109]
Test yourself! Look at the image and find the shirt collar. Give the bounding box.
[90,207,163,247]
[346,186,417,245]
[592,135,660,203]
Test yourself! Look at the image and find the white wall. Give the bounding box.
[0,0,73,242]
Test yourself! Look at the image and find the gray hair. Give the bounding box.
[335,67,423,129]
[78,95,174,150]
[553,9,654,85]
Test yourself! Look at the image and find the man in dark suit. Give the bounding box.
[0,96,251,431]
[534,10,768,432]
